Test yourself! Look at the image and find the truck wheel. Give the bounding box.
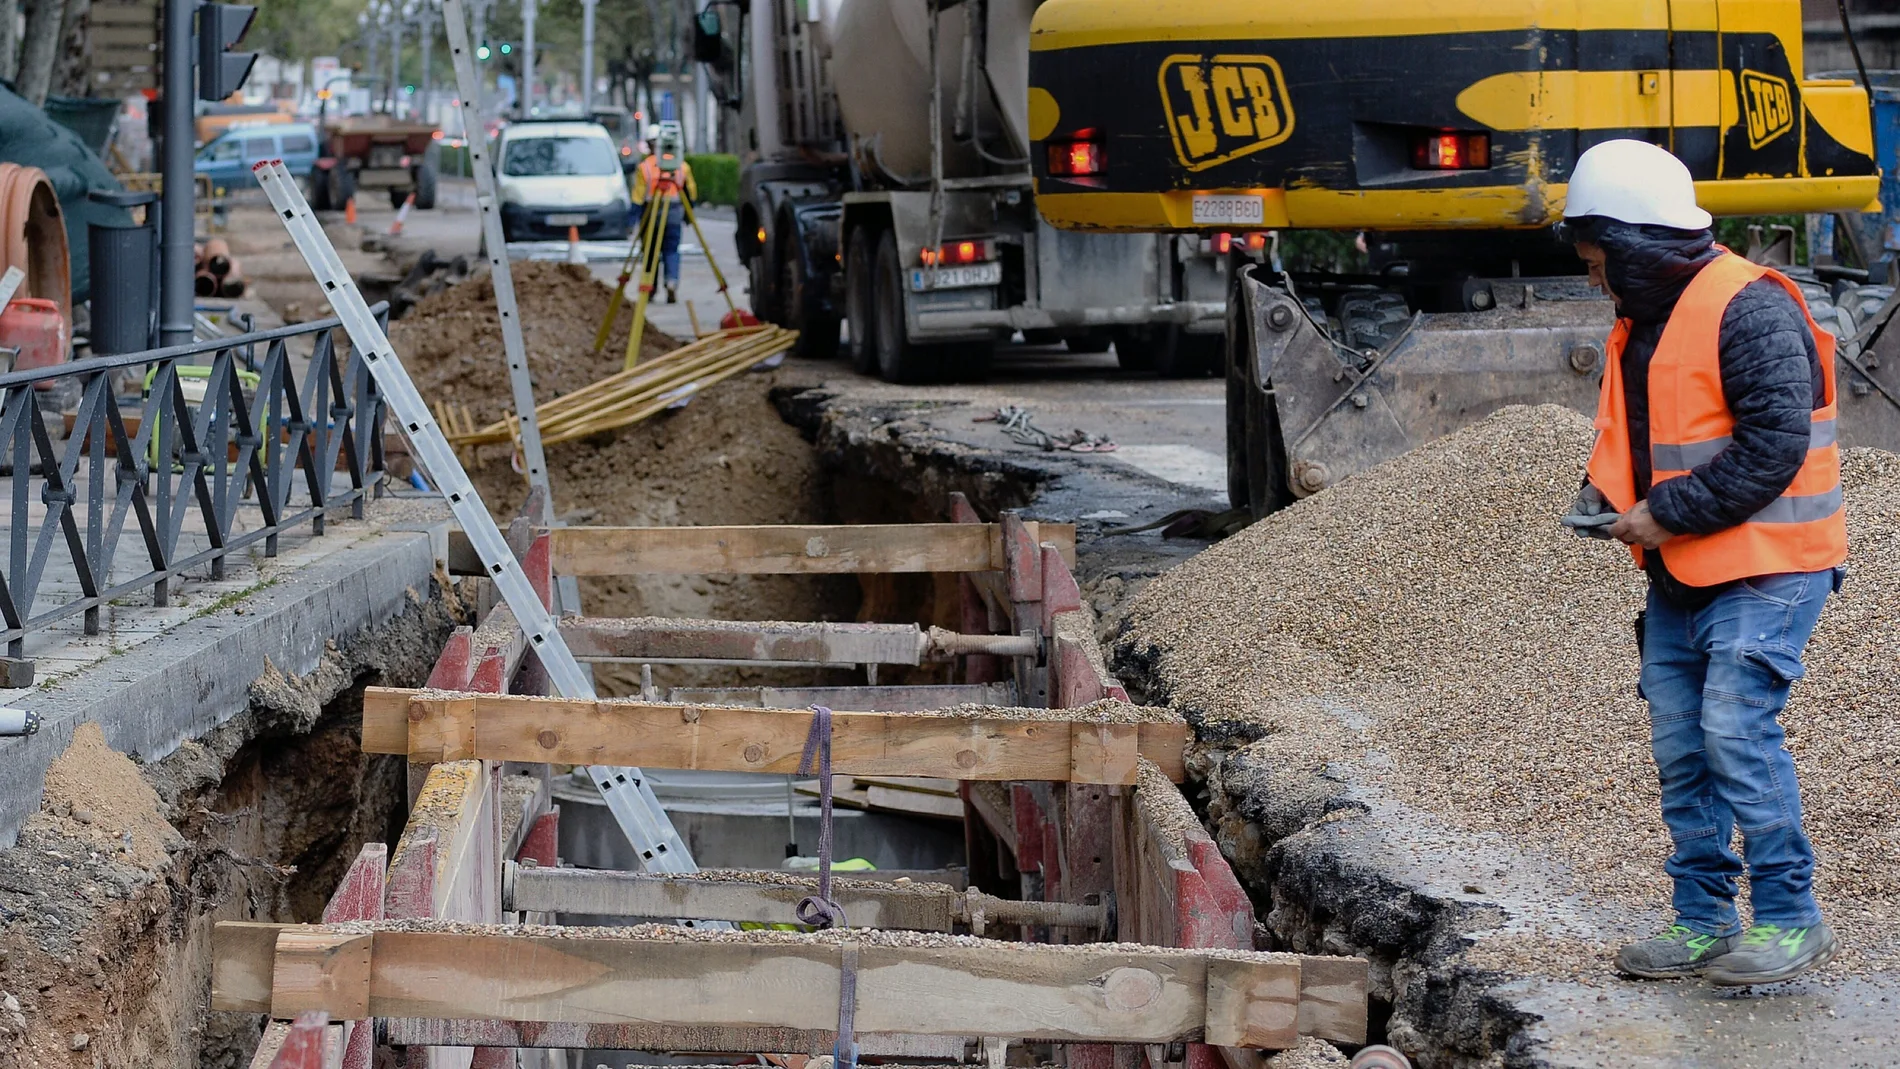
[1227,270,1295,518]
[781,239,840,360]
[327,165,354,211]
[413,161,438,210]
[1112,327,1156,371]
[845,227,879,374]
[308,168,332,212]
[873,229,943,383]
[1338,291,1410,354]
[389,188,408,210]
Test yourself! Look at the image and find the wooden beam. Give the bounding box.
[558,617,928,666]
[668,683,1019,712]
[212,922,1305,1048]
[542,523,1077,576]
[1201,958,1300,1050]
[361,688,1187,784]
[272,930,374,1020]
[501,867,1105,932]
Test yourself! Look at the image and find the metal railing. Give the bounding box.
[0,308,391,659]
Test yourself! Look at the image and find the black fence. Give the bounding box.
[0,309,391,660]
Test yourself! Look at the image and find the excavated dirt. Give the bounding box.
[0,583,457,1069]
[390,266,857,696]
[389,261,680,426]
[1117,404,1900,977]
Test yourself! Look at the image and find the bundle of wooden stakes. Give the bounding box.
[437,324,799,453]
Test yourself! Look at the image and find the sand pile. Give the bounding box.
[1120,404,1900,969]
[389,261,679,426]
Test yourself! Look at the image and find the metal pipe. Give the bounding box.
[924,627,1038,659]
[420,4,434,122]
[580,0,597,114]
[521,0,535,114]
[159,0,195,347]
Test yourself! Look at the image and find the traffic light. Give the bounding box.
[498,42,512,55]
[476,40,491,60]
[197,4,257,101]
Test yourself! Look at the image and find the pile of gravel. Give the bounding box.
[1119,404,1900,971]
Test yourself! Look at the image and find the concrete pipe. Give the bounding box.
[202,237,232,277]
[0,163,71,326]
[216,276,246,298]
[195,272,216,297]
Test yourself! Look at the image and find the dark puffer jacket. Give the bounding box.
[1582,219,1824,605]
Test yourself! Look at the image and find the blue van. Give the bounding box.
[194,123,320,190]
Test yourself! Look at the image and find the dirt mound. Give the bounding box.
[40,722,184,869]
[1121,403,1900,971]
[389,261,678,426]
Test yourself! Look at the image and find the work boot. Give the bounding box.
[666,283,678,304]
[1614,924,1737,979]
[1703,922,1838,986]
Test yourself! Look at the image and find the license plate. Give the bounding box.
[1191,194,1265,226]
[544,213,589,226]
[909,261,1003,292]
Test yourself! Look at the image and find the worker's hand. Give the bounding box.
[1560,483,1620,539]
[1610,500,1675,549]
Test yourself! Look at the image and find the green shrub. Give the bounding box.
[686,153,740,206]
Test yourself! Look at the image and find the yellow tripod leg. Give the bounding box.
[624,189,673,370]
[595,197,660,352]
[679,194,740,319]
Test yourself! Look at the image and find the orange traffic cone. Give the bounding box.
[344,196,357,225]
[566,225,585,265]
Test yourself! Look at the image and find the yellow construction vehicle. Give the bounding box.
[1027,0,1895,516]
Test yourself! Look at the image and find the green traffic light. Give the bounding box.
[476,42,491,60]
[498,42,512,54]
[404,84,415,94]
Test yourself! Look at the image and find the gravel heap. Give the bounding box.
[1120,404,1900,971]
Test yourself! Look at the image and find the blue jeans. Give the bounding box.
[633,201,685,284]
[1639,567,1840,936]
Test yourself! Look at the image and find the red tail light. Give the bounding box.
[1411,131,1490,170]
[920,238,998,266]
[1047,129,1104,176]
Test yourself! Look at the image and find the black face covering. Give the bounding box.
[1570,216,1719,323]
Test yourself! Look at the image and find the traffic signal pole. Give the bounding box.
[158,0,194,346]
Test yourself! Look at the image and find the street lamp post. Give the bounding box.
[581,0,596,114]
[419,0,436,123]
[521,0,535,114]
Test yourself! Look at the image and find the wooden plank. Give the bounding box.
[272,930,374,1020]
[1070,722,1140,785]
[669,683,1019,711]
[543,523,1077,576]
[1201,958,1300,1049]
[507,868,959,930]
[381,1017,968,1057]
[212,923,1304,1047]
[853,776,959,796]
[362,688,1187,783]
[866,784,963,819]
[1293,957,1368,1046]
[560,617,926,665]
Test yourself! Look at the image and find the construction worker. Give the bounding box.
[1561,139,1846,986]
[630,121,698,304]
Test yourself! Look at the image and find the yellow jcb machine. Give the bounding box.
[1027,0,1897,517]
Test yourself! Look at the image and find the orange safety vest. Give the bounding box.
[1586,250,1847,586]
[637,155,687,200]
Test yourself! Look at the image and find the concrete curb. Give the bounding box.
[0,524,445,846]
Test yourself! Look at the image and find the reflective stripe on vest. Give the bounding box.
[1585,250,1847,586]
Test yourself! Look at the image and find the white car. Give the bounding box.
[494,121,632,243]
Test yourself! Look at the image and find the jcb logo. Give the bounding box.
[1159,54,1295,171]
[1741,69,1794,149]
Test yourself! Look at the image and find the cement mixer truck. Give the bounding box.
[701,0,1227,382]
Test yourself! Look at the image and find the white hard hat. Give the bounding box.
[1563,139,1712,231]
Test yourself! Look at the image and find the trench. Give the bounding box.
[3,370,1431,1069]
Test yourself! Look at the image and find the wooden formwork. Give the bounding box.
[219,503,1366,1068]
